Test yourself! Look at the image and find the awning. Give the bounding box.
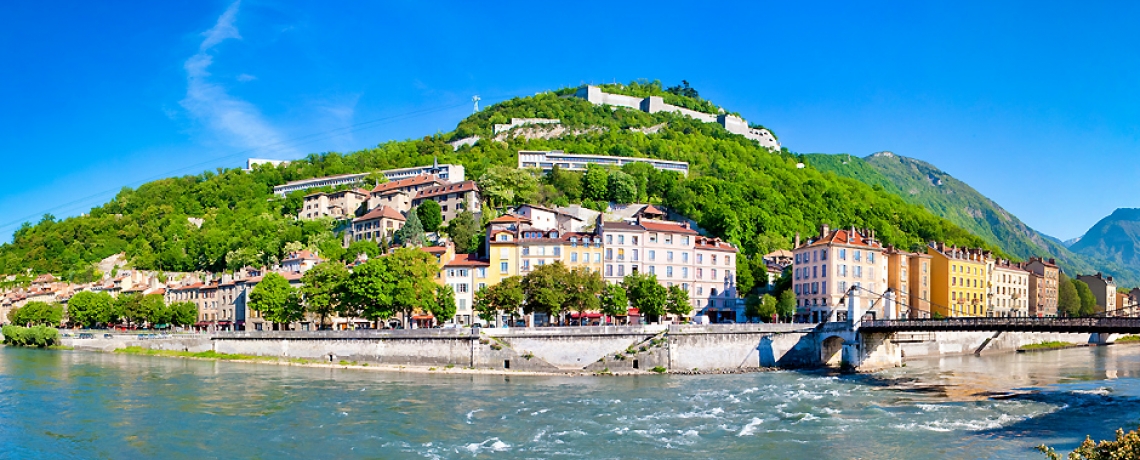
[193,322,210,327]
[411,314,434,320]
[627,308,640,316]
[570,312,603,319]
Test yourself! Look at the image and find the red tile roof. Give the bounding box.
[445,253,490,267]
[639,219,698,235]
[803,228,883,249]
[354,206,406,222]
[695,236,738,252]
[414,181,479,200]
[371,174,445,194]
[489,214,530,224]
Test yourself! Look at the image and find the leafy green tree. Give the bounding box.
[665,284,692,318]
[478,165,539,208]
[443,210,482,254]
[1038,426,1140,460]
[225,247,264,271]
[383,248,438,328]
[416,201,443,233]
[67,291,114,328]
[474,276,524,325]
[394,210,426,247]
[622,273,667,323]
[1074,278,1098,317]
[140,294,169,327]
[736,255,756,297]
[431,284,457,325]
[170,301,197,327]
[340,258,392,325]
[114,294,150,328]
[565,266,604,319]
[250,272,303,329]
[777,290,797,321]
[11,301,64,327]
[522,262,570,323]
[345,240,381,262]
[746,294,778,322]
[302,262,348,329]
[600,283,628,318]
[582,164,609,202]
[1058,273,1081,317]
[547,165,583,202]
[607,170,638,204]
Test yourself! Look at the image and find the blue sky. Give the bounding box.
[2,1,1138,242]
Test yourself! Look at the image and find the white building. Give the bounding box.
[518,150,689,176]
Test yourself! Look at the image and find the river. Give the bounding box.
[2,344,1140,459]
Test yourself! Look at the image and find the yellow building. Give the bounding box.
[562,232,604,274]
[907,252,932,318]
[927,242,991,318]
[485,214,527,286]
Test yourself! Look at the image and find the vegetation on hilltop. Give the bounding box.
[0,81,997,285]
[804,152,1138,286]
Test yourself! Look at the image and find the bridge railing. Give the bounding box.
[862,317,1140,330]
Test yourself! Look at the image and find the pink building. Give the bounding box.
[792,225,888,323]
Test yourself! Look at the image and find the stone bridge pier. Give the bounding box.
[812,287,903,372]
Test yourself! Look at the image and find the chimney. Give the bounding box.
[794,232,801,248]
[821,224,830,237]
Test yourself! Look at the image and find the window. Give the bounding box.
[712,269,718,280]
[664,235,673,245]
[867,252,875,263]
[633,249,639,261]
[594,253,601,263]
[607,234,613,244]
[698,254,704,264]
[682,283,689,291]
[606,248,613,260]
[682,236,690,245]
[795,253,801,264]
[571,253,579,262]
[812,266,817,278]
[500,262,509,273]
[618,265,625,276]
[648,266,655,275]
[570,237,577,247]
[477,268,486,278]
[820,251,827,261]
[649,250,656,261]
[667,266,674,277]
[632,236,639,245]
[606,265,613,276]
[696,268,703,279]
[854,251,862,262]
[649,233,658,243]
[499,248,509,259]
[839,249,847,260]
[854,266,862,278]
[682,267,689,278]
[667,251,674,262]
[458,283,469,293]
[682,252,689,263]
[618,235,625,245]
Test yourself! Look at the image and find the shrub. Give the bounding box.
[1039,426,1140,459]
[2,325,61,348]
[650,366,667,374]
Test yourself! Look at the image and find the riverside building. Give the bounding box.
[792,225,888,323]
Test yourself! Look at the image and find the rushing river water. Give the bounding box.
[3,345,1140,459]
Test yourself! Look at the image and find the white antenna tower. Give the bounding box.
[472,95,481,113]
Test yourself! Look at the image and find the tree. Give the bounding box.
[394,210,426,247]
[665,284,692,318]
[67,291,114,328]
[607,170,638,204]
[431,284,457,325]
[1058,272,1080,316]
[600,283,628,318]
[1074,278,1098,317]
[745,294,778,322]
[474,276,524,326]
[340,258,393,326]
[170,301,197,327]
[140,294,169,327]
[345,240,381,262]
[10,301,64,327]
[250,272,303,329]
[114,294,149,328]
[383,248,439,328]
[302,262,348,329]
[225,247,263,271]
[522,262,571,323]
[443,210,481,254]
[736,255,756,297]
[582,164,609,201]
[1038,426,1140,460]
[777,290,797,321]
[416,201,443,233]
[547,165,583,202]
[622,273,667,323]
[478,165,539,208]
[565,266,604,320]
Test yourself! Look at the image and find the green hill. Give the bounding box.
[0,80,997,282]
[1069,208,1140,276]
[805,151,1137,286]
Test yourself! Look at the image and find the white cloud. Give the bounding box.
[236,73,257,82]
[180,1,296,158]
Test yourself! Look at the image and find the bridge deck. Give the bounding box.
[858,317,1140,334]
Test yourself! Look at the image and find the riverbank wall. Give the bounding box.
[63,324,816,373]
[895,331,1111,359]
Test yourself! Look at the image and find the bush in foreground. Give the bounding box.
[1039,426,1140,459]
[2,325,61,348]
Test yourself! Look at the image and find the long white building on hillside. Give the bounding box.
[272,162,465,197]
[518,150,689,176]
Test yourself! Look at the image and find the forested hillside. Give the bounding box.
[0,80,998,281]
[1069,208,1140,280]
[805,152,1138,286]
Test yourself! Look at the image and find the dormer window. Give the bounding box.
[550,232,559,239]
